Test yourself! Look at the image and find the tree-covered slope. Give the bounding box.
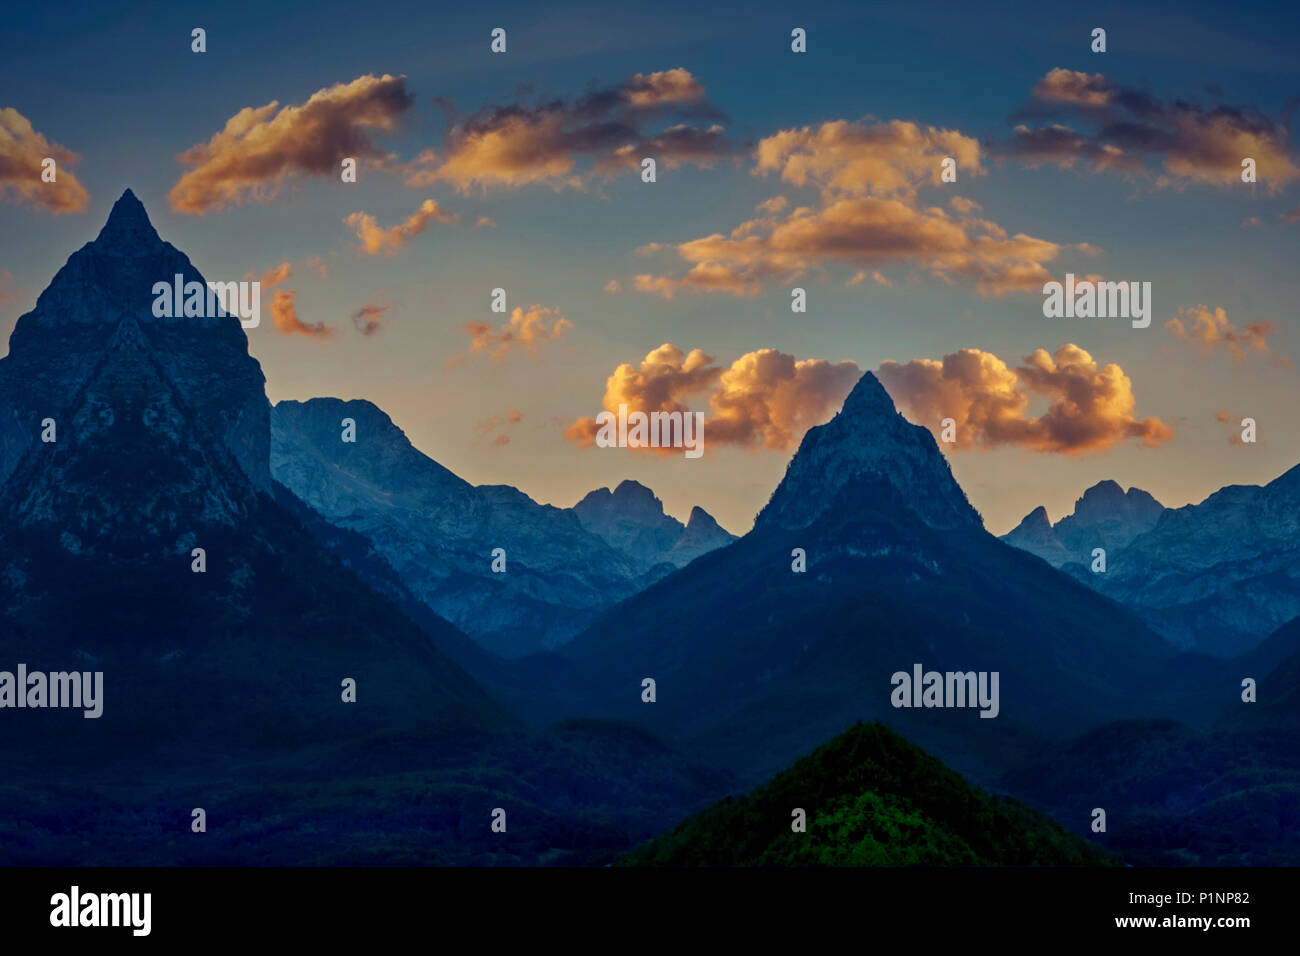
[623,722,1115,866]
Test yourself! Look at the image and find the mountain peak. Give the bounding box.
[1068,480,1163,524]
[1018,505,1052,529]
[93,188,163,253]
[756,371,982,533]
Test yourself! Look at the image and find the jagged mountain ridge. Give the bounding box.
[0,189,269,496]
[1001,480,1165,569]
[0,190,509,756]
[573,479,736,574]
[562,371,1183,786]
[1071,465,1300,655]
[271,399,734,656]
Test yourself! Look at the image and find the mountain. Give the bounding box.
[624,722,1114,866]
[669,506,738,565]
[1003,718,1300,865]
[561,372,1182,787]
[1066,465,1300,656]
[270,398,653,657]
[573,480,736,573]
[1001,506,1070,566]
[0,190,507,758]
[1001,481,1165,568]
[272,405,734,656]
[0,190,745,866]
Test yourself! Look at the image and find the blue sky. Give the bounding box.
[3,0,1299,533]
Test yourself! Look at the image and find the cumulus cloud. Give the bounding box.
[426,68,736,192]
[564,343,861,452]
[625,118,1069,298]
[633,194,1063,298]
[0,108,89,213]
[1003,68,1300,190]
[876,343,1172,454]
[351,300,392,336]
[446,305,572,368]
[754,119,983,199]
[168,74,414,213]
[1165,305,1288,365]
[345,198,456,255]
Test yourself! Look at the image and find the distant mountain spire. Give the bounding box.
[755,371,982,532]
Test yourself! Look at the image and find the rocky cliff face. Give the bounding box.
[1076,466,1300,655]
[1003,470,1300,656]
[1002,481,1165,568]
[0,189,270,498]
[669,506,738,565]
[272,402,738,655]
[271,398,647,656]
[0,190,505,750]
[573,480,736,573]
[756,371,983,533]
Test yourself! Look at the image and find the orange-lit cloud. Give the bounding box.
[446,305,573,368]
[169,74,413,213]
[564,343,861,452]
[256,261,293,288]
[247,262,332,338]
[345,198,456,255]
[428,68,736,192]
[270,289,333,338]
[632,194,1064,298]
[876,343,1172,454]
[1005,69,1300,190]
[754,119,983,199]
[0,108,89,213]
[625,118,1070,298]
[1165,305,1288,366]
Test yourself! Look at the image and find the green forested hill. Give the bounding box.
[623,722,1115,866]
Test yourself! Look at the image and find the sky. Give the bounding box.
[2,0,1298,534]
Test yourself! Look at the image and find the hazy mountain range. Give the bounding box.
[3,190,1299,867]
[271,400,735,657]
[1002,473,1300,657]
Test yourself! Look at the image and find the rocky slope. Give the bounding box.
[272,403,735,656]
[1072,466,1300,655]
[0,190,509,758]
[561,372,1185,787]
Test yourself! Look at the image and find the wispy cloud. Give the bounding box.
[169,74,414,213]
